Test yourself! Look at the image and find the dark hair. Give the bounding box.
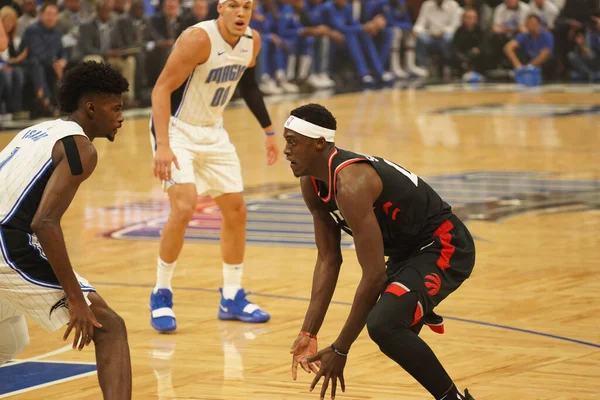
[526,13,541,24]
[40,1,58,12]
[58,61,129,113]
[289,103,337,130]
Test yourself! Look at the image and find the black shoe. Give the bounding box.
[464,389,475,399]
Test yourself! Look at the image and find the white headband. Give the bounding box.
[284,115,336,142]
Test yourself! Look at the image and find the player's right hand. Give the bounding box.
[291,334,319,380]
[63,298,102,351]
[153,145,180,182]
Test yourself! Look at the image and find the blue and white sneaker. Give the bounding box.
[218,288,270,323]
[149,288,177,333]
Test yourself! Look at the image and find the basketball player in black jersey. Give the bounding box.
[285,103,476,400]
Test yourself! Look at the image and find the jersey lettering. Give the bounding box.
[0,147,20,171]
[210,86,232,107]
[356,151,419,187]
[205,65,247,84]
[383,159,418,187]
[22,129,48,142]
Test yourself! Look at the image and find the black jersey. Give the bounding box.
[311,148,452,259]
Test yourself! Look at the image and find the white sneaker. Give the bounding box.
[279,80,300,93]
[361,75,375,85]
[307,74,328,89]
[408,65,429,78]
[381,71,395,83]
[392,67,409,79]
[259,78,283,95]
[318,73,336,88]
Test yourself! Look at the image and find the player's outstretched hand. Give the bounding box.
[63,298,102,351]
[265,135,279,165]
[306,346,346,400]
[291,334,319,380]
[154,144,180,182]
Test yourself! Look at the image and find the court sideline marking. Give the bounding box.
[95,282,600,349]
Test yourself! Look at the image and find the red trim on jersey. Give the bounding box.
[391,208,400,221]
[384,282,410,297]
[310,176,319,196]
[409,301,424,327]
[433,220,455,270]
[332,158,365,200]
[315,148,339,203]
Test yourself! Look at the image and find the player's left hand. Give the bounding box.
[305,346,347,399]
[265,134,278,165]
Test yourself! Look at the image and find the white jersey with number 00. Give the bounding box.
[173,20,254,127]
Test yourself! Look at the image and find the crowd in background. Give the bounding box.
[0,0,598,120]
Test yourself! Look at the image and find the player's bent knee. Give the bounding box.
[0,315,30,364]
[93,306,128,339]
[367,291,419,343]
[367,304,393,343]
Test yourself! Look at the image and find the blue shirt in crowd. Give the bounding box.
[20,21,65,63]
[515,30,554,59]
[321,1,362,34]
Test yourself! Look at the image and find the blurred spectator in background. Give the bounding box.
[112,0,130,18]
[16,0,37,39]
[114,0,152,103]
[504,13,554,77]
[79,1,138,107]
[181,0,208,28]
[20,2,65,116]
[567,16,600,81]
[452,7,486,79]
[374,0,428,78]
[250,0,287,93]
[490,0,530,70]
[304,0,338,86]
[553,0,600,78]
[528,0,559,30]
[321,0,394,84]
[147,0,181,85]
[284,0,333,88]
[0,6,25,116]
[413,0,462,77]
[58,0,84,60]
[353,0,394,79]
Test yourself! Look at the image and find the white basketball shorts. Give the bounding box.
[150,117,244,198]
[0,229,94,332]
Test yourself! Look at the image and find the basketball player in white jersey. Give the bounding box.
[0,62,132,399]
[149,0,278,331]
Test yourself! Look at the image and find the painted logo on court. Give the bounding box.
[430,103,600,117]
[99,172,599,248]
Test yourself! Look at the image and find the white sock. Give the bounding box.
[154,258,176,292]
[222,262,243,299]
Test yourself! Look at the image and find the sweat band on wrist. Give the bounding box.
[299,331,317,339]
[331,344,348,357]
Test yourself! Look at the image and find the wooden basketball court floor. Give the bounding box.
[0,84,599,399]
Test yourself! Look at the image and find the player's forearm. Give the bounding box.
[504,44,521,68]
[530,49,550,66]
[301,255,342,335]
[31,221,85,302]
[151,85,172,147]
[239,67,273,129]
[333,271,386,353]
